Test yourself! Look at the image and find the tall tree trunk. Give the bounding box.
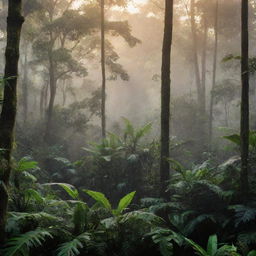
[224,102,229,127]
[160,0,173,199]
[209,0,219,149]
[201,14,207,116]
[240,0,249,195]
[62,79,67,106]
[0,0,24,242]
[100,0,106,138]
[199,13,208,146]
[190,0,201,103]
[45,53,56,143]
[22,44,28,124]
[40,84,44,119]
[44,81,49,115]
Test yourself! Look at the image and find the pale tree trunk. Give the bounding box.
[44,10,57,144]
[190,0,201,103]
[40,84,44,118]
[240,0,249,196]
[22,44,28,124]
[44,81,49,115]
[100,0,106,139]
[62,79,67,106]
[209,0,219,149]
[40,82,48,119]
[160,0,173,199]
[0,0,24,242]
[45,53,56,143]
[201,14,207,116]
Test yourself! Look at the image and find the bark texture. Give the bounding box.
[160,0,173,198]
[240,0,249,195]
[101,0,106,138]
[209,0,219,148]
[0,0,24,242]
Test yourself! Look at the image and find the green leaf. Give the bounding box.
[56,233,91,256]
[16,157,38,172]
[207,235,217,256]
[185,237,208,256]
[248,250,256,256]
[115,191,136,216]
[2,229,52,256]
[23,171,37,182]
[223,134,240,146]
[44,183,79,199]
[83,190,111,210]
[167,158,184,172]
[102,155,112,162]
[25,189,44,203]
[215,245,238,256]
[135,122,152,140]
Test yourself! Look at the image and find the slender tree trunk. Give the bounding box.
[209,0,219,149]
[45,54,56,143]
[190,0,201,103]
[100,0,106,138]
[40,85,44,119]
[201,14,207,116]
[44,81,49,114]
[0,0,24,242]
[62,79,67,106]
[160,0,173,199]
[240,0,249,195]
[44,10,57,143]
[224,102,229,127]
[22,44,28,124]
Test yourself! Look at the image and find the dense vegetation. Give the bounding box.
[0,0,256,255]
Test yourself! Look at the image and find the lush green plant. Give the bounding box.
[80,119,157,202]
[2,229,53,256]
[84,189,136,217]
[185,234,239,256]
[145,227,183,256]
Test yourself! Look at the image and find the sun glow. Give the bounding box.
[72,0,83,9]
[72,0,148,13]
[126,0,148,14]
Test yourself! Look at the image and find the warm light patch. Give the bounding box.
[126,0,148,14]
[72,0,148,13]
[72,0,83,9]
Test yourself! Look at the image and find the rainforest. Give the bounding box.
[0,0,255,255]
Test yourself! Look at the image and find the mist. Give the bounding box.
[0,0,255,255]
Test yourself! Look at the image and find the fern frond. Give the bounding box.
[2,229,52,256]
[146,228,183,256]
[56,232,91,256]
[121,210,164,226]
[238,232,256,245]
[184,214,216,235]
[229,205,256,227]
[8,211,60,223]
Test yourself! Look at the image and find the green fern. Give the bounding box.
[183,214,216,236]
[185,234,239,256]
[229,205,256,227]
[56,232,91,256]
[238,232,256,245]
[8,211,60,222]
[146,228,183,256]
[73,202,88,235]
[2,229,53,256]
